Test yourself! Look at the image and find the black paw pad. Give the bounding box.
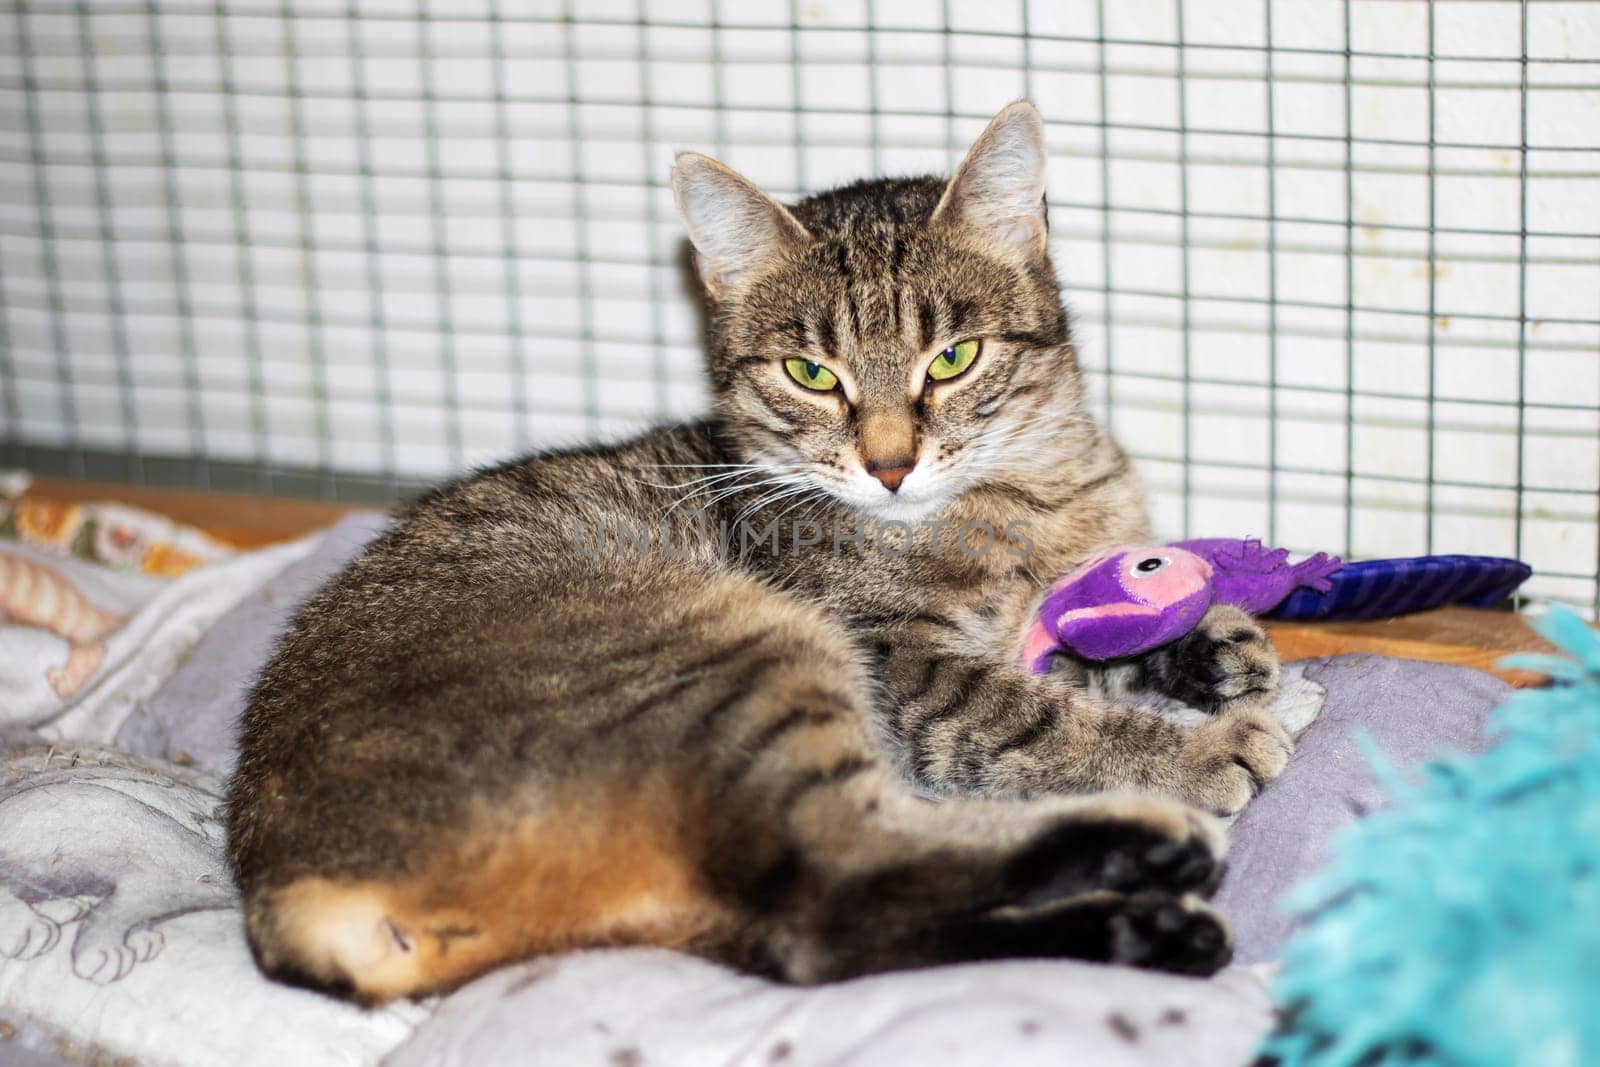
[1141,839,1221,895]
[1012,820,1222,904]
[1109,895,1231,976]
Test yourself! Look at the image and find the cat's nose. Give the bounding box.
[866,459,915,492]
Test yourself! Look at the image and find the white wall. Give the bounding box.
[0,0,1596,608]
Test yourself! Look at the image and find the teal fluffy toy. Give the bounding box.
[1260,606,1600,1067]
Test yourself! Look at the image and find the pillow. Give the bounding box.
[117,514,391,775]
[1214,654,1505,962]
[0,537,316,745]
[389,948,1276,1067]
[1,478,235,575]
[0,735,424,1066]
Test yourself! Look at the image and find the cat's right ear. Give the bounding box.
[671,153,811,301]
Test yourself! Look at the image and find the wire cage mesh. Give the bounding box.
[0,0,1597,613]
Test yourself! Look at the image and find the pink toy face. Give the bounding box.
[1019,545,1216,669]
[1114,547,1211,607]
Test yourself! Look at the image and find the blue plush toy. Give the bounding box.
[1259,606,1600,1067]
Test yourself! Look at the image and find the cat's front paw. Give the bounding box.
[1174,708,1294,816]
[1147,605,1279,715]
[0,897,59,960]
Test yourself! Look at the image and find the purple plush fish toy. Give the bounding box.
[1019,539,1534,673]
[1019,539,1341,671]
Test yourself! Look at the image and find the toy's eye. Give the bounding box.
[784,358,839,392]
[927,339,981,382]
[1131,556,1170,577]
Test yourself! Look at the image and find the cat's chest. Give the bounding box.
[908,500,1153,649]
[1011,501,1151,578]
[743,483,1148,645]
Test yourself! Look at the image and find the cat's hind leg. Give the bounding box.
[711,770,1233,983]
[244,759,1231,999]
[242,777,723,1004]
[235,568,1234,1002]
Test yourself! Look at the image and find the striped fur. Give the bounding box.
[0,552,126,697]
[226,103,1290,1003]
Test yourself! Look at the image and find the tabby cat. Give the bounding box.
[226,101,1293,1004]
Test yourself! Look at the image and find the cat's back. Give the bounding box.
[384,419,724,556]
[282,420,727,621]
[226,418,781,883]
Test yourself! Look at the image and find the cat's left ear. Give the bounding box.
[932,100,1049,261]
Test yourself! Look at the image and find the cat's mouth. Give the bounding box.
[735,448,954,524]
[831,466,948,523]
[862,492,945,523]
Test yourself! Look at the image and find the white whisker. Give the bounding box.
[772,485,831,527]
[731,477,819,532]
[640,463,770,470]
[694,474,798,514]
[666,472,797,518]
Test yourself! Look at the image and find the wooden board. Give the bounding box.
[19,477,1560,684]
[1265,607,1554,688]
[23,476,376,550]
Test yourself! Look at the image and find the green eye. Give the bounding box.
[784,358,839,392]
[928,339,981,382]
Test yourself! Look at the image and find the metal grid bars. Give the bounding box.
[0,0,1596,612]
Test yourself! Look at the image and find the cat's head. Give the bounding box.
[672,101,1090,522]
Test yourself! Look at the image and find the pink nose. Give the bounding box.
[867,460,914,492]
